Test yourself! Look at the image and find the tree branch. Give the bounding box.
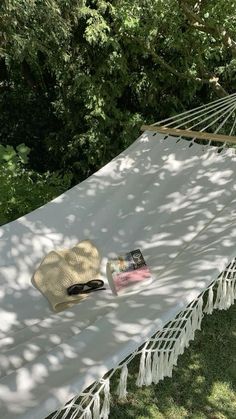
[149,48,228,97]
[149,51,188,80]
[178,0,236,57]
[207,76,229,97]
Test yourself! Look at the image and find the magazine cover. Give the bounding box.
[107,249,152,295]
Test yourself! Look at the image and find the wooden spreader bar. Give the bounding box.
[141,125,236,145]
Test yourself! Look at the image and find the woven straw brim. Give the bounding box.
[32,240,101,312]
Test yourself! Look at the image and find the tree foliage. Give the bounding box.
[0,0,236,223]
[0,143,72,225]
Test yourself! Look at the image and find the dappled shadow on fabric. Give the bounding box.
[0,132,236,418]
[109,304,236,419]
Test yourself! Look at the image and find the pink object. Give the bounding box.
[113,266,152,293]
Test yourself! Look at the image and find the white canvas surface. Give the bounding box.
[0,132,236,418]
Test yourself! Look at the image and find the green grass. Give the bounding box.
[109,304,236,419]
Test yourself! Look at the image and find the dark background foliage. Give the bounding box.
[0,0,236,224]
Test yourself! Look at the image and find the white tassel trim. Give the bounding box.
[54,270,235,419]
[100,379,110,419]
[84,407,92,419]
[116,364,128,399]
[135,295,204,388]
[136,349,146,387]
[151,349,160,384]
[144,350,153,385]
[214,277,236,310]
[93,393,100,419]
[204,286,214,314]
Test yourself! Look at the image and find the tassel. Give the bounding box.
[233,280,236,301]
[167,349,174,377]
[204,286,214,314]
[163,351,171,377]
[185,317,193,346]
[136,349,146,387]
[158,351,164,381]
[171,343,178,367]
[215,277,235,311]
[144,350,153,385]
[84,407,92,419]
[221,279,227,309]
[191,297,203,336]
[196,296,203,330]
[178,328,186,354]
[100,379,110,419]
[191,305,198,335]
[225,280,234,308]
[224,280,229,309]
[116,364,128,398]
[214,278,223,309]
[188,313,195,342]
[93,393,100,419]
[151,350,160,384]
[162,351,168,377]
[229,280,234,306]
[230,279,236,304]
[173,343,179,366]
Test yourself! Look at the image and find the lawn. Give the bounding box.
[109,304,236,419]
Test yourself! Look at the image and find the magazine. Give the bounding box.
[107,249,152,295]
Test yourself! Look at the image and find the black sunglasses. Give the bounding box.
[67,279,105,296]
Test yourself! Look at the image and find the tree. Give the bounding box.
[0,0,236,185]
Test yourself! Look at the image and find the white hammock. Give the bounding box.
[0,94,236,419]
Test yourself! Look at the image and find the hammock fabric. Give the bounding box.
[0,94,236,419]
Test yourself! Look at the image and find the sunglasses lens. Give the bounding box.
[67,284,84,295]
[88,279,104,289]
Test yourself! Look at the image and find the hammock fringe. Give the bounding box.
[116,364,128,398]
[52,261,236,419]
[84,407,92,419]
[204,285,214,314]
[92,393,100,419]
[100,379,111,419]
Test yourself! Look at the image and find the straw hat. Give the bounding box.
[32,240,101,312]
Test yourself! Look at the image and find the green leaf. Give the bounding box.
[16,143,30,164]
